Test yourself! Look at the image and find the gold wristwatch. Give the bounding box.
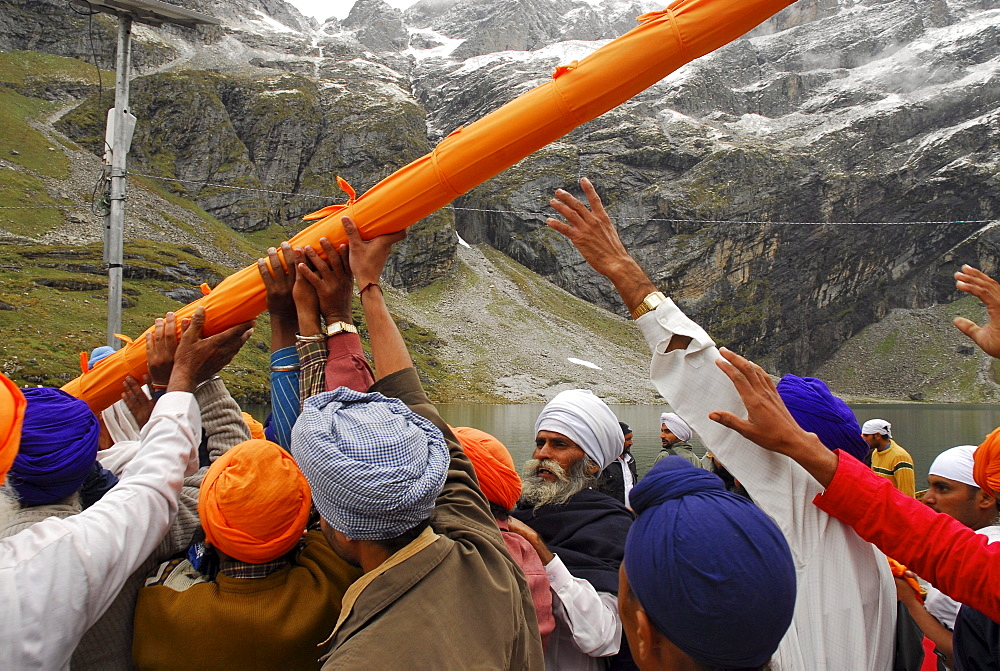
[325,321,359,337]
[630,291,666,320]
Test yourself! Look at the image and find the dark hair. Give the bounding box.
[373,519,431,555]
[489,501,510,521]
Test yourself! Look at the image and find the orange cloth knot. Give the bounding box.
[0,373,27,484]
[199,283,212,296]
[975,427,1000,498]
[553,61,579,79]
[336,176,357,202]
[199,439,312,564]
[888,557,925,603]
[241,412,266,440]
[452,426,522,511]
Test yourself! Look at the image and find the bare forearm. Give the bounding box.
[604,257,658,314]
[778,433,839,487]
[902,598,953,662]
[361,288,412,380]
[270,314,297,351]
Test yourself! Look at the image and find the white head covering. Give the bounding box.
[861,419,892,438]
[929,445,979,487]
[660,412,692,442]
[534,389,624,472]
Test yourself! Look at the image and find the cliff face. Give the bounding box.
[2,0,999,383]
[419,0,1000,372]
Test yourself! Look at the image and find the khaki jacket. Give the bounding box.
[321,368,544,670]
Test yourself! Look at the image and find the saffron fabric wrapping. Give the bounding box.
[62,0,795,412]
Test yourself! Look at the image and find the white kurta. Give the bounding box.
[0,392,200,670]
[543,554,621,670]
[637,299,895,671]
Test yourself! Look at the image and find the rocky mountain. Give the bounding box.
[1,0,998,400]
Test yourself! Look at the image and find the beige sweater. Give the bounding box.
[0,378,249,671]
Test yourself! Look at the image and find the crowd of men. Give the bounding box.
[1,177,999,670]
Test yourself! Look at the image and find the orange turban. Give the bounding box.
[975,427,1000,499]
[199,439,312,564]
[0,373,26,484]
[241,412,265,440]
[452,426,522,511]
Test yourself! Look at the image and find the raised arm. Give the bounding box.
[340,217,409,379]
[0,308,253,666]
[296,237,375,393]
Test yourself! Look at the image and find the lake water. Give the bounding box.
[250,401,1000,486]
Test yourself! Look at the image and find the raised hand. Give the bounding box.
[954,265,1000,359]
[297,237,354,324]
[168,307,255,393]
[709,347,838,487]
[146,312,179,387]
[545,178,657,312]
[257,242,297,317]
[258,242,298,351]
[122,375,153,428]
[546,177,631,278]
[341,216,406,291]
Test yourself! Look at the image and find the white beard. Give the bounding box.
[519,457,594,509]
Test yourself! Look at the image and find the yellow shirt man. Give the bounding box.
[862,419,916,497]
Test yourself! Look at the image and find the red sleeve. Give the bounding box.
[323,333,375,393]
[814,451,1000,620]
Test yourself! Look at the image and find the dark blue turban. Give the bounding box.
[776,374,870,463]
[8,388,100,507]
[624,457,796,668]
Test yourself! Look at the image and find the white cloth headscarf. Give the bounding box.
[861,419,891,438]
[928,444,979,487]
[534,389,623,472]
[660,412,692,442]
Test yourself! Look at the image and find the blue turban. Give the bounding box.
[9,387,100,507]
[776,375,870,463]
[624,457,796,668]
[291,387,449,541]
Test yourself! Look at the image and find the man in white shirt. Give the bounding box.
[509,389,633,670]
[545,177,896,670]
[0,307,253,670]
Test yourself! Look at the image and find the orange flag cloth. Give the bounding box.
[198,439,312,564]
[453,426,522,511]
[888,557,926,603]
[975,427,1000,498]
[0,372,27,484]
[62,0,796,412]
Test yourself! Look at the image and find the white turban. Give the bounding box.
[861,419,891,438]
[534,389,623,472]
[661,412,692,443]
[929,445,978,487]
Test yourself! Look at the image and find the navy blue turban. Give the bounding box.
[776,374,870,463]
[624,457,796,668]
[8,388,100,507]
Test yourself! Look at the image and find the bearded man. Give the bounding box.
[509,388,634,670]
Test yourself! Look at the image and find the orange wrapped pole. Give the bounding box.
[63,0,796,411]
